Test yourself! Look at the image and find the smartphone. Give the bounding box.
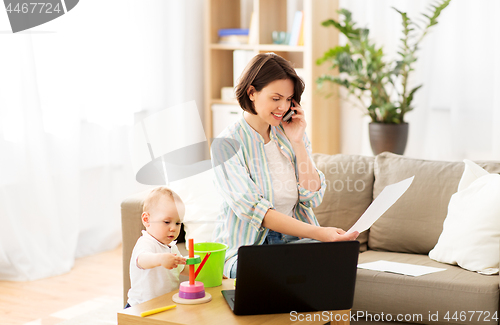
[282,102,296,123]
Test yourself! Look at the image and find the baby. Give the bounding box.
[127,186,188,307]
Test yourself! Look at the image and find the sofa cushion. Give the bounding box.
[369,152,500,254]
[354,251,499,325]
[429,160,500,274]
[312,154,374,251]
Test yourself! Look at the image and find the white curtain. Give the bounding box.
[338,0,500,161]
[0,0,204,281]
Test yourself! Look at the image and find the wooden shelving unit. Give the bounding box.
[204,0,340,154]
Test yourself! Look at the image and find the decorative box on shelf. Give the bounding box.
[218,28,249,45]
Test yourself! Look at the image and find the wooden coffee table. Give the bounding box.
[118,279,350,325]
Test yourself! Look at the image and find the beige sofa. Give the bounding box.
[313,152,500,325]
[121,152,500,324]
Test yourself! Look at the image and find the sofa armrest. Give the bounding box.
[120,189,150,306]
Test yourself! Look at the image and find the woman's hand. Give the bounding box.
[314,227,359,242]
[262,210,359,242]
[281,99,307,145]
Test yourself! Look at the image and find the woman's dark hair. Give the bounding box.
[235,53,305,115]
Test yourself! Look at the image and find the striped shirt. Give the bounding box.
[210,116,326,277]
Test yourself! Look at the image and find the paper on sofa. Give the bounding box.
[358,260,446,277]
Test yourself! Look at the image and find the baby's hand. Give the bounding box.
[160,253,187,270]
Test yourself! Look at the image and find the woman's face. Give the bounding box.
[248,78,294,127]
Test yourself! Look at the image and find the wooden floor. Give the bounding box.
[0,245,123,325]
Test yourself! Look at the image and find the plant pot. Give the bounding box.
[369,122,409,155]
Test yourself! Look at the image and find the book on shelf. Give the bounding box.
[297,11,305,46]
[288,11,303,46]
[248,12,258,45]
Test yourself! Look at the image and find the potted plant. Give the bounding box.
[316,1,451,155]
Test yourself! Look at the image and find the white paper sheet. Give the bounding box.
[357,260,447,276]
[347,176,414,234]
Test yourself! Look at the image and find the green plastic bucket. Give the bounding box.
[193,242,228,287]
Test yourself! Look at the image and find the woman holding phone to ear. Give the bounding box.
[211,53,359,278]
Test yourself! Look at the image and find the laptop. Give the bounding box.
[222,240,359,315]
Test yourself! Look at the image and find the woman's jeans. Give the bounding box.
[229,230,318,278]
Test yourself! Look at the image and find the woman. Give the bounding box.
[211,53,358,278]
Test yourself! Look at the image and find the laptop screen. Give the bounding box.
[227,240,359,315]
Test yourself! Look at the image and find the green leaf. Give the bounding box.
[405,84,423,107]
[392,7,403,15]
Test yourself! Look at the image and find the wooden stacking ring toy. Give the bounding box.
[172,239,212,304]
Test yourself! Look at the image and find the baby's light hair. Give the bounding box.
[143,186,185,221]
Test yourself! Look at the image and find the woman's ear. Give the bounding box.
[141,212,150,227]
[247,85,256,101]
